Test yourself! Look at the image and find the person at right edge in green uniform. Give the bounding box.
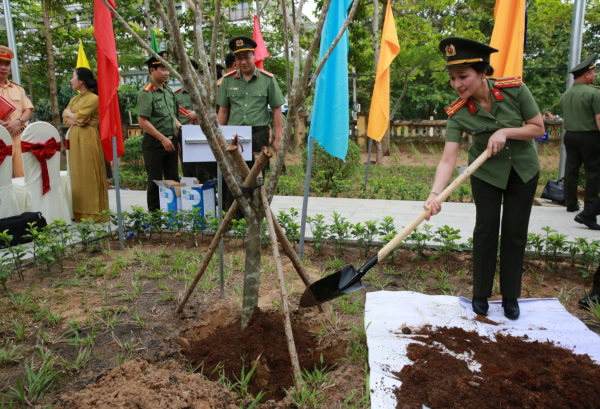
[217,35,285,211]
[424,37,545,320]
[558,55,600,228]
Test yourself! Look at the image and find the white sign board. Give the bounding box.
[182,125,252,162]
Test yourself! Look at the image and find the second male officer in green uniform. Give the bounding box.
[559,55,600,221]
[137,51,181,212]
[217,36,285,163]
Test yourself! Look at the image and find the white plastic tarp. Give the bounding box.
[364,291,600,409]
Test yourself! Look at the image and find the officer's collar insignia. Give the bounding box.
[467,99,477,115]
[492,88,504,101]
[152,85,157,92]
[445,44,456,57]
[236,39,244,46]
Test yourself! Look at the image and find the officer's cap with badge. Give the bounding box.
[144,50,169,69]
[229,36,257,55]
[438,37,498,69]
[569,55,596,78]
[0,46,15,63]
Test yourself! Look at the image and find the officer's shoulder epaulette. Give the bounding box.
[445,99,467,117]
[222,70,236,78]
[590,84,600,90]
[174,88,181,93]
[143,83,153,92]
[493,76,522,88]
[259,69,274,78]
[9,80,22,88]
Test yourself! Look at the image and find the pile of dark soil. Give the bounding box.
[394,326,600,408]
[182,307,342,401]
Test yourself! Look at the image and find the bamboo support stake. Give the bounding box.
[259,184,302,385]
[176,151,271,314]
[227,144,325,312]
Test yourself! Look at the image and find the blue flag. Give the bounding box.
[308,0,353,161]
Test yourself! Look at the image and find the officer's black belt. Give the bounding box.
[251,126,269,132]
[144,133,176,140]
[233,181,264,199]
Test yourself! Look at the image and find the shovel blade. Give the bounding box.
[299,265,365,308]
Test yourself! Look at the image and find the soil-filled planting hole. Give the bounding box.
[182,308,345,401]
[394,326,600,409]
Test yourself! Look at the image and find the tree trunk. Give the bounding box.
[42,5,62,137]
[144,0,152,43]
[241,205,263,329]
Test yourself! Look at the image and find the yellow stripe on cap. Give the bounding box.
[233,48,254,54]
[445,58,484,67]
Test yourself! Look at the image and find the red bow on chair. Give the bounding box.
[21,138,60,195]
[0,140,12,166]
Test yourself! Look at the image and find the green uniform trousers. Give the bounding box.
[471,168,539,298]
[221,126,270,215]
[564,130,600,212]
[143,134,179,212]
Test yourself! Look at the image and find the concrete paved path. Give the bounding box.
[109,189,599,244]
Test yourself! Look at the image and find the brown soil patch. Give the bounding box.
[182,307,345,401]
[472,315,500,326]
[55,358,237,409]
[394,326,600,409]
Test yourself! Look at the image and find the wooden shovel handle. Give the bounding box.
[377,150,488,260]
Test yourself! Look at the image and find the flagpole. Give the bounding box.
[363,137,373,194]
[558,0,586,179]
[112,136,124,249]
[298,136,314,260]
[218,166,224,299]
[2,0,21,84]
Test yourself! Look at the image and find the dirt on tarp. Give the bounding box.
[55,358,237,409]
[394,325,600,409]
[182,307,342,401]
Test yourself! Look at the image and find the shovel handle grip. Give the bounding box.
[377,150,489,260]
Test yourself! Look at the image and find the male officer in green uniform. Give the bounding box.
[137,51,181,212]
[217,35,285,211]
[559,55,600,222]
[217,35,286,161]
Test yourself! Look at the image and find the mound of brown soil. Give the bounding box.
[394,326,600,409]
[182,308,340,401]
[56,359,237,409]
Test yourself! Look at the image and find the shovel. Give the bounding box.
[299,150,489,308]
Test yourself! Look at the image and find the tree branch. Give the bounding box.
[99,0,183,85]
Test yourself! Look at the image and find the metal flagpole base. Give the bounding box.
[298,136,315,260]
[112,136,124,249]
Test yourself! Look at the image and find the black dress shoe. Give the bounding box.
[472,296,489,316]
[567,204,580,212]
[575,214,600,230]
[502,297,520,320]
[579,294,600,310]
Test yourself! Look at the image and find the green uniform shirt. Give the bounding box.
[217,67,285,126]
[559,82,600,132]
[136,79,178,136]
[174,88,195,126]
[445,78,541,189]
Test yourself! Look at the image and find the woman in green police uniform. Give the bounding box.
[424,37,545,320]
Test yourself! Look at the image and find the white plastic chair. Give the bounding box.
[60,127,72,218]
[12,122,71,224]
[0,126,20,218]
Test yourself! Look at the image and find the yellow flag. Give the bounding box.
[489,0,526,78]
[76,39,91,69]
[367,0,400,142]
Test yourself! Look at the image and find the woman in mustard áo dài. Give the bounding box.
[62,67,109,222]
[423,37,545,320]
